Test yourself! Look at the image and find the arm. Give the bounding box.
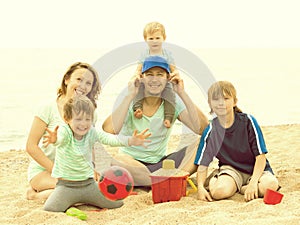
[99,128,151,147]
[26,117,54,173]
[135,63,143,77]
[244,154,266,202]
[170,73,208,134]
[197,165,213,201]
[102,75,140,134]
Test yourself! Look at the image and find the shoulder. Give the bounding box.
[203,122,213,136]
[235,113,259,123]
[235,113,262,131]
[59,123,72,135]
[36,100,56,113]
[162,49,175,64]
[34,100,58,121]
[139,49,150,63]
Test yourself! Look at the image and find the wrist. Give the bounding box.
[128,138,132,146]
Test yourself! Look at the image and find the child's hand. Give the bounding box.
[43,126,59,147]
[128,129,152,147]
[244,182,258,202]
[197,186,213,202]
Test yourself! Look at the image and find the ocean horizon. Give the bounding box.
[1,48,299,152]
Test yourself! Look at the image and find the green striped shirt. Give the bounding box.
[52,124,128,181]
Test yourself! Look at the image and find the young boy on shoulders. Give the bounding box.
[133,21,179,128]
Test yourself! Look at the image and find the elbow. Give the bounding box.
[102,123,117,134]
[26,140,35,156]
[102,116,117,134]
[102,123,115,134]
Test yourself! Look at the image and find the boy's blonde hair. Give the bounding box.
[63,95,95,121]
[143,22,166,40]
[208,81,242,114]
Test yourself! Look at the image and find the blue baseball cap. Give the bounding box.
[142,56,170,74]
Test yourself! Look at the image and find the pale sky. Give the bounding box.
[1,0,299,48]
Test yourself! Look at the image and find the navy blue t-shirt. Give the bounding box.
[194,113,273,175]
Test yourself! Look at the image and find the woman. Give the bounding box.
[26,62,101,200]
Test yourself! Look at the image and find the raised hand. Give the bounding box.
[128,74,141,98]
[128,129,152,147]
[169,71,184,94]
[43,126,59,147]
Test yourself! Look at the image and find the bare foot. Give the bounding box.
[26,186,53,200]
[164,119,171,128]
[134,109,143,119]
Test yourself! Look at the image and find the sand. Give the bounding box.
[0,124,299,225]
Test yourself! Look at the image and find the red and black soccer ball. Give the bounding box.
[98,166,134,201]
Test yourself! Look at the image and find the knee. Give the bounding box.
[210,183,236,200]
[259,176,279,197]
[43,203,62,212]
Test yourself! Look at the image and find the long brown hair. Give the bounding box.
[208,81,242,114]
[57,62,101,108]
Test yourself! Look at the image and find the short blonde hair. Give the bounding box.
[63,95,95,121]
[208,81,242,114]
[143,22,166,40]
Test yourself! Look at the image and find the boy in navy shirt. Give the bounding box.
[195,81,279,202]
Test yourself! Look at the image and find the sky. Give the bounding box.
[1,0,300,150]
[1,0,300,48]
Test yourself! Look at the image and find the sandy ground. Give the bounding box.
[0,124,299,225]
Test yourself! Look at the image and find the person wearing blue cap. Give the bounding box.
[102,55,209,186]
[132,22,179,129]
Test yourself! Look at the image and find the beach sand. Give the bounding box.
[1,124,299,225]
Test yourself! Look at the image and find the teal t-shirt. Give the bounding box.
[119,96,185,163]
